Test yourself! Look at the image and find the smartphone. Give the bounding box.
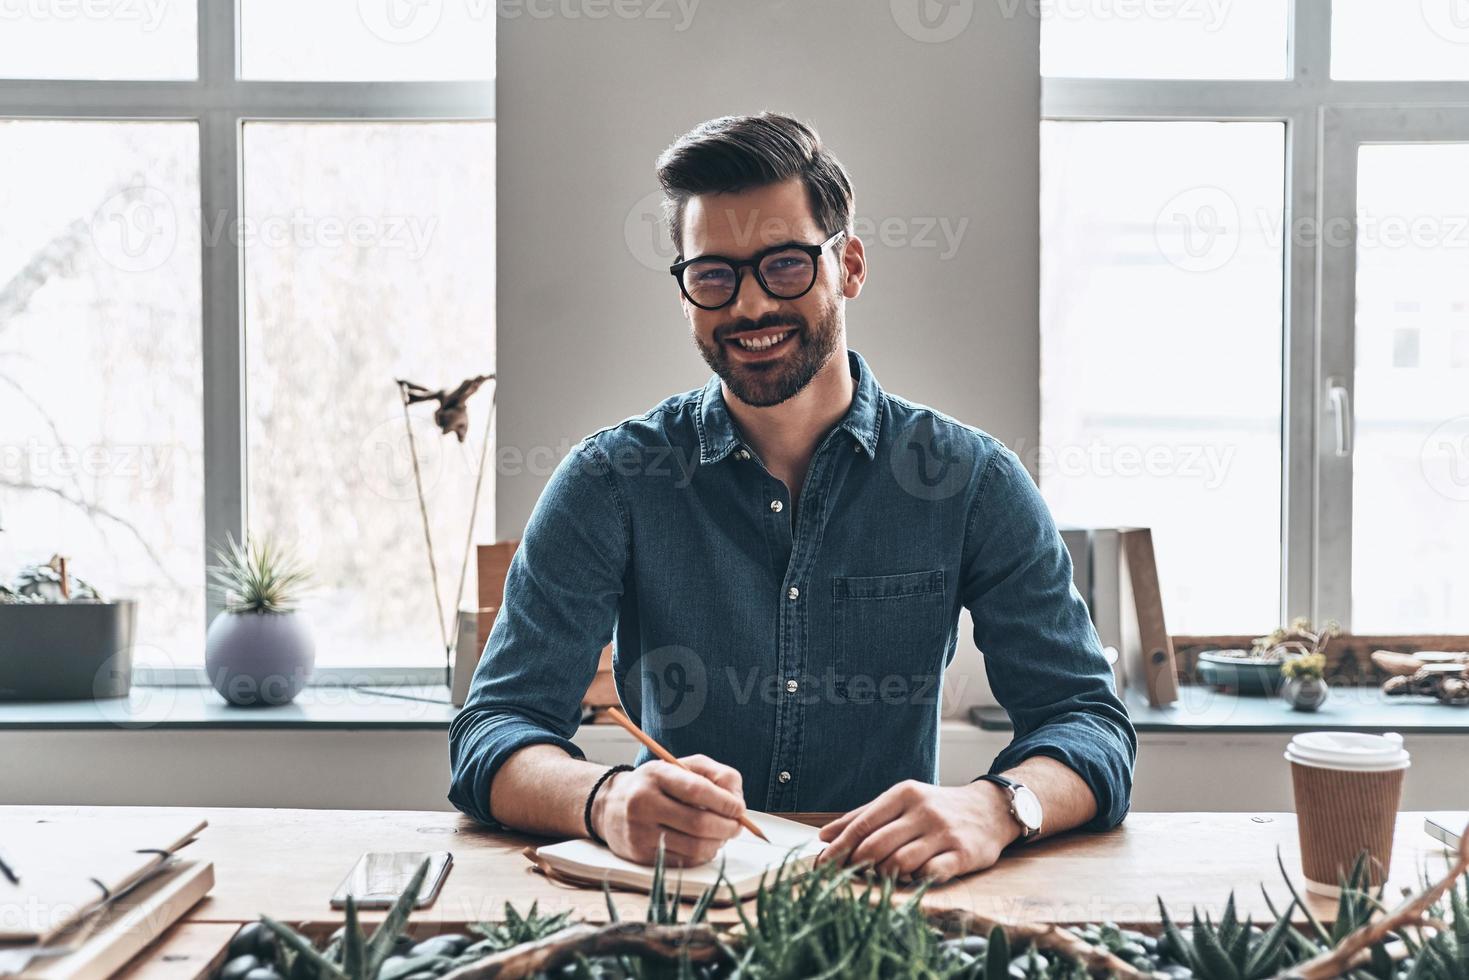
[330,851,453,909]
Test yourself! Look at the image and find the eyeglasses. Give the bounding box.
[669,231,844,311]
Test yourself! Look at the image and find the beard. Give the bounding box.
[693,292,842,409]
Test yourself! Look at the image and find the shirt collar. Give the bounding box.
[696,348,882,465]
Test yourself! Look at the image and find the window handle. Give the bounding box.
[1326,378,1352,458]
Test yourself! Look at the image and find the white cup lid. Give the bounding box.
[1284,731,1411,771]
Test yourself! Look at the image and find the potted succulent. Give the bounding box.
[0,556,136,701]
[1279,652,1329,711]
[205,535,314,707]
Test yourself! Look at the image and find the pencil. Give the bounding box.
[604,706,770,842]
[0,845,19,886]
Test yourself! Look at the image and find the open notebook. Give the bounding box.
[0,813,207,944]
[528,810,826,902]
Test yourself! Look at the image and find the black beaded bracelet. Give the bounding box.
[583,764,634,843]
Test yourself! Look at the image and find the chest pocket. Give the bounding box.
[831,569,947,704]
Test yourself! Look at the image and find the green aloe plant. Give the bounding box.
[1157,891,1299,980]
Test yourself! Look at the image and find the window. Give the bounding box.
[1040,121,1285,633]
[1041,2,1469,636]
[0,121,204,663]
[0,5,495,676]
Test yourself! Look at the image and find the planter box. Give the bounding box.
[0,599,137,700]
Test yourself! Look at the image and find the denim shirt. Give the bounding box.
[448,350,1136,831]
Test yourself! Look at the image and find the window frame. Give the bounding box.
[0,3,494,685]
[1042,0,1469,634]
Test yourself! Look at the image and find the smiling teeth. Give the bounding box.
[736,331,791,351]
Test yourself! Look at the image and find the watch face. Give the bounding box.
[1012,785,1043,831]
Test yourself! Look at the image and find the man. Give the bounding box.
[449,112,1135,884]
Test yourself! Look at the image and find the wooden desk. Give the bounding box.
[3,806,1457,978]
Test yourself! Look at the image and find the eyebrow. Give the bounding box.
[683,240,812,262]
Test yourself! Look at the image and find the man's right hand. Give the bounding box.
[590,755,747,867]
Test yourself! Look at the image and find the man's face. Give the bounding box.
[678,178,846,408]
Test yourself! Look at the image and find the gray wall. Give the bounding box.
[495,0,1041,538]
[12,725,1469,814]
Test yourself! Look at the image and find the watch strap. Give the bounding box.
[972,773,1040,839]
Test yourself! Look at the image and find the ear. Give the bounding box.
[838,233,866,300]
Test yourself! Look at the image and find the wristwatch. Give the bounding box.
[973,773,1043,842]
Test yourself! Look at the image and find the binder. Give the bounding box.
[1117,528,1179,706]
[1084,527,1179,707]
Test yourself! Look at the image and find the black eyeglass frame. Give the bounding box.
[669,230,845,311]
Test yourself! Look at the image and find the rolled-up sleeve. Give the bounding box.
[959,444,1137,831]
[447,440,630,828]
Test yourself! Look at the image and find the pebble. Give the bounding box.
[408,935,469,958]
[219,955,259,980]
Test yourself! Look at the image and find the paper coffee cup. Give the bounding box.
[1285,731,1409,897]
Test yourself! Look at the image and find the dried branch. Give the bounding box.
[436,922,724,980]
[0,372,93,518]
[1278,818,1469,979]
[924,907,1160,979]
[0,218,92,326]
[0,476,185,589]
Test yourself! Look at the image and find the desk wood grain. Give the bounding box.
[6,806,1461,965]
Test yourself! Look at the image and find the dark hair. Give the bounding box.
[656,112,854,258]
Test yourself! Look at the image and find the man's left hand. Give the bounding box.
[816,778,1021,884]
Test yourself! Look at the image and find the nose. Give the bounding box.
[727,265,779,322]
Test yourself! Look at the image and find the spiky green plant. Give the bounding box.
[464,901,575,952]
[262,858,431,980]
[208,534,311,614]
[1157,891,1300,980]
[715,853,1016,979]
[223,839,1469,980]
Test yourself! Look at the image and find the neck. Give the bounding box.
[722,344,854,496]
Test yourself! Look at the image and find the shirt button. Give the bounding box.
[786,679,799,694]
[769,499,783,513]
[787,586,800,601]
[778,770,792,783]
[735,449,751,461]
